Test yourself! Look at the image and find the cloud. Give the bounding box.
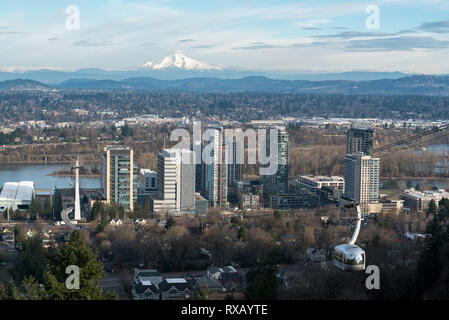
[397,29,418,34]
[345,36,449,51]
[0,31,22,35]
[73,40,110,47]
[192,44,216,49]
[178,39,196,43]
[301,27,323,31]
[317,31,396,39]
[233,42,285,50]
[48,37,59,41]
[141,42,157,48]
[418,20,449,33]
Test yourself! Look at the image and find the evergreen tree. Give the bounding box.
[53,191,63,221]
[42,198,53,220]
[20,276,46,300]
[10,236,48,283]
[44,230,115,300]
[238,226,248,242]
[166,217,176,229]
[415,215,444,298]
[427,199,437,217]
[246,251,279,300]
[29,198,42,221]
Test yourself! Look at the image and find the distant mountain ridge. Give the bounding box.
[0,79,49,90]
[3,75,449,96]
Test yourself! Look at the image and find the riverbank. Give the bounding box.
[47,170,100,178]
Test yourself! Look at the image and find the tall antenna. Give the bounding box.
[73,155,81,221]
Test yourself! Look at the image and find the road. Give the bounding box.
[100,273,129,299]
[60,208,75,229]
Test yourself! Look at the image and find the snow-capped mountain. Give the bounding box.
[142,53,222,71]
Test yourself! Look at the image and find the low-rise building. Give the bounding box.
[306,248,327,263]
[132,269,165,300]
[295,175,344,193]
[206,266,243,288]
[381,199,404,214]
[0,181,35,212]
[132,280,160,300]
[318,186,344,203]
[233,180,263,205]
[270,192,320,209]
[238,193,260,210]
[184,274,225,294]
[159,279,194,300]
[400,188,449,212]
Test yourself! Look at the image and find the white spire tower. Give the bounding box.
[74,156,81,220]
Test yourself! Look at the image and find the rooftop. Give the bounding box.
[166,278,187,284]
[298,175,344,183]
[0,181,34,202]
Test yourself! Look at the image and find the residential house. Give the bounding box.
[158,278,194,300]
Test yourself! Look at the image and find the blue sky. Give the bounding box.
[1,0,449,73]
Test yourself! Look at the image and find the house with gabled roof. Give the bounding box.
[207,265,243,288]
[132,280,159,300]
[158,278,194,300]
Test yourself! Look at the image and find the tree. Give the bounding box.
[53,191,63,221]
[44,230,115,300]
[195,281,209,300]
[245,250,279,300]
[90,200,104,222]
[238,226,248,242]
[10,236,48,283]
[42,198,52,220]
[29,199,42,221]
[427,199,437,217]
[165,217,176,229]
[415,216,444,299]
[19,276,46,300]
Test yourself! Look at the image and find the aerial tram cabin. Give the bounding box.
[333,243,366,271]
[332,203,366,271]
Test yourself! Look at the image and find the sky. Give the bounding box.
[1,0,449,73]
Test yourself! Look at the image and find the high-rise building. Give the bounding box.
[179,150,196,211]
[346,126,374,156]
[151,148,196,213]
[192,140,205,194]
[263,126,289,196]
[344,154,380,204]
[140,169,157,194]
[227,140,244,188]
[204,127,228,207]
[101,146,139,212]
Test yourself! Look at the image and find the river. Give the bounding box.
[0,163,100,190]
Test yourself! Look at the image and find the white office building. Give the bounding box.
[151,149,196,213]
